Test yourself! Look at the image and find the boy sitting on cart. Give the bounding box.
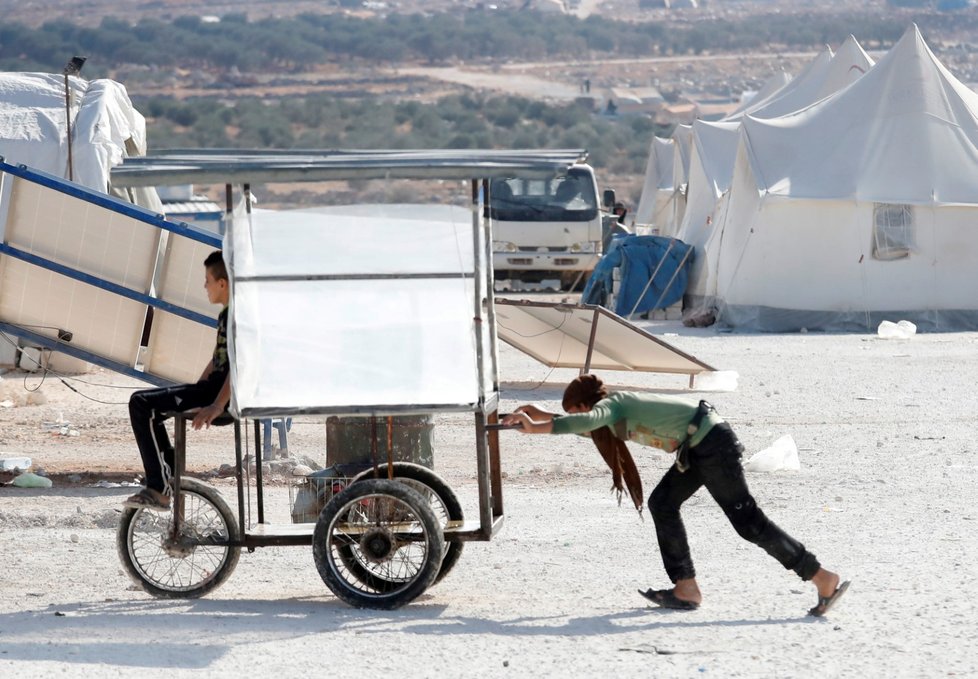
[123,250,231,511]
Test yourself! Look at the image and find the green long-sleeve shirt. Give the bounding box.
[550,391,722,453]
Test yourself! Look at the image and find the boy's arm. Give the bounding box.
[192,374,231,430]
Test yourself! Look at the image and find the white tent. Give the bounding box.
[654,123,693,238]
[712,25,978,331]
[0,72,159,209]
[725,70,793,121]
[680,37,874,314]
[633,136,675,230]
[726,36,873,122]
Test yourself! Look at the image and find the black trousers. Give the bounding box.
[647,422,821,584]
[128,378,223,494]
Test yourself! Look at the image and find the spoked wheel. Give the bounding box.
[313,479,444,609]
[351,462,464,585]
[117,478,240,599]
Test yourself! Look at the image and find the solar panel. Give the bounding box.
[494,299,715,377]
[0,161,221,384]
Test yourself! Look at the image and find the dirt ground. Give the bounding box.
[2,323,977,677]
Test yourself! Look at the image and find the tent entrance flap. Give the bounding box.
[493,299,715,383]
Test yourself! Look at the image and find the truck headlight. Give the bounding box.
[569,241,597,253]
[493,241,519,253]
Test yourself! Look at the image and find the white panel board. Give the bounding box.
[228,204,488,416]
[142,233,221,382]
[494,300,714,376]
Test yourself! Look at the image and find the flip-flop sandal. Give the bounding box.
[122,488,171,512]
[808,579,851,617]
[639,588,700,610]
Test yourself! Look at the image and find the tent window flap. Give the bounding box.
[872,203,913,260]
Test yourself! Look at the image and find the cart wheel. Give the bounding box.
[117,478,240,599]
[350,462,464,585]
[313,478,444,609]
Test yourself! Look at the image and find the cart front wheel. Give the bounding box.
[350,462,464,585]
[313,479,444,609]
[117,478,240,599]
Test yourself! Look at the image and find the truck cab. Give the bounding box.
[489,163,604,290]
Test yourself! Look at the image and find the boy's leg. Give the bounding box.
[128,382,218,495]
[647,465,704,582]
[693,423,820,581]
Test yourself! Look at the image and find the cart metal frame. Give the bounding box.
[110,150,585,606]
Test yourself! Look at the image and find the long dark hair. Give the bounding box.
[563,375,643,515]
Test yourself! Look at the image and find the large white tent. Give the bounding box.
[679,37,875,313]
[633,136,675,230]
[712,25,978,331]
[724,37,873,123]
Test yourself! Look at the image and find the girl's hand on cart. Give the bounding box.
[514,404,554,421]
[501,412,553,434]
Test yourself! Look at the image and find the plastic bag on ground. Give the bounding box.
[877,320,917,339]
[11,472,53,488]
[693,370,739,392]
[743,434,800,473]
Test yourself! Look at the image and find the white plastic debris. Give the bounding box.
[0,456,32,471]
[693,370,739,392]
[743,434,800,473]
[877,320,917,339]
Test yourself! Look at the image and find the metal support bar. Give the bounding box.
[234,419,246,538]
[0,244,218,328]
[254,419,265,525]
[650,246,694,312]
[581,307,601,375]
[488,410,504,521]
[171,414,186,539]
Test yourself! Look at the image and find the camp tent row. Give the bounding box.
[636,25,978,331]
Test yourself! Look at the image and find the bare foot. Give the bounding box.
[810,568,841,599]
[672,577,702,605]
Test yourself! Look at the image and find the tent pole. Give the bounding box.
[581,307,600,375]
[650,246,694,312]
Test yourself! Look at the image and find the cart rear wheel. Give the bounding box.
[117,478,240,599]
[313,479,444,609]
[351,462,464,585]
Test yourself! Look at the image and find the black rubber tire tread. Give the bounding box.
[351,462,464,585]
[117,478,240,599]
[312,478,444,610]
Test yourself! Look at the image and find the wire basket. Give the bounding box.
[289,464,369,523]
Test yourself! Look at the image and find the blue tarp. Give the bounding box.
[583,234,694,317]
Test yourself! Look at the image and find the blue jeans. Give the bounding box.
[647,422,821,584]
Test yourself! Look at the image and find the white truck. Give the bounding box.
[489,163,613,291]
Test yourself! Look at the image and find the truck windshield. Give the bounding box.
[489,168,598,222]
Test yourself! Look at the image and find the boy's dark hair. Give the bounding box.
[204,250,228,281]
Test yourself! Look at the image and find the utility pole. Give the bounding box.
[62,56,87,182]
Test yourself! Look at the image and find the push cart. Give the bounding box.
[113,150,586,609]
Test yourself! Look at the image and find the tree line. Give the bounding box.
[0,10,923,76]
[139,93,663,177]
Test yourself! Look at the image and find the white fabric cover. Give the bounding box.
[0,73,147,193]
[228,204,492,416]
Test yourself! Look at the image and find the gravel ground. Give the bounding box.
[1,324,977,677]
